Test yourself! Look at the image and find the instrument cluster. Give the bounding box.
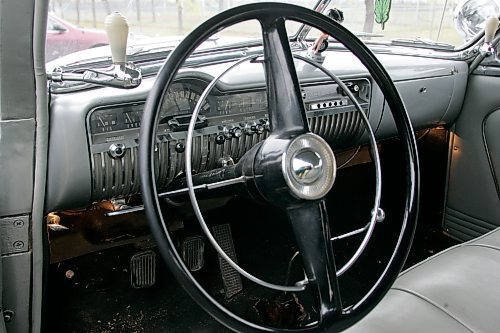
[89,79,270,136]
[86,77,371,201]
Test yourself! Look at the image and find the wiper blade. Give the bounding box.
[391,37,454,50]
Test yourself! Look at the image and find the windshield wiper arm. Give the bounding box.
[391,37,455,50]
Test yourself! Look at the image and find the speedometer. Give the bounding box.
[160,82,210,119]
[159,81,211,131]
[215,91,267,117]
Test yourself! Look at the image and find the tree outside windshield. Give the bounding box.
[46,0,479,63]
[331,0,463,45]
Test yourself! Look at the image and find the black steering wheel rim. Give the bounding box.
[139,3,419,332]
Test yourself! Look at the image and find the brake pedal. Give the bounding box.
[212,224,243,299]
[130,250,156,289]
[182,236,205,271]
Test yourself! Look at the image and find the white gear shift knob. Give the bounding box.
[484,16,499,44]
[105,12,129,64]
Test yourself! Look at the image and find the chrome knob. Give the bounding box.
[291,149,323,184]
[108,143,126,159]
[254,123,264,134]
[231,127,242,138]
[221,126,232,139]
[244,122,256,135]
[263,119,271,131]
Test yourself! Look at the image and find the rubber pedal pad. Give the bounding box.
[182,235,205,272]
[130,250,156,289]
[212,224,243,299]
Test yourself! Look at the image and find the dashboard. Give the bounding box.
[46,50,469,211]
[87,76,370,202]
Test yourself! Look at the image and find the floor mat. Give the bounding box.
[46,244,230,333]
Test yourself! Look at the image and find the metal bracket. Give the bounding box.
[0,216,29,255]
[48,63,142,89]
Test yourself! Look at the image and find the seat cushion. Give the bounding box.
[344,227,500,332]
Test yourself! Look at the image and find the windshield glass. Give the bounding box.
[321,0,464,46]
[46,0,492,64]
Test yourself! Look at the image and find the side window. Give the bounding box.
[47,17,56,31]
[47,17,66,32]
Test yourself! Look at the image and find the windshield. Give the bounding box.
[321,0,464,46]
[46,0,493,64]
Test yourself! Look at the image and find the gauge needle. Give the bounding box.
[173,96,182,112]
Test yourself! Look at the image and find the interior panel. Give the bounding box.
[445,74,500,240]
[483,109,500,200]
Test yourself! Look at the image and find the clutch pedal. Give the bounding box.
[130,250,156,289]
[182,235,205,271]
[212,224,243,299]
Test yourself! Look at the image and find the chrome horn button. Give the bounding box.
[291,149,323,184]
[283,133,336,200]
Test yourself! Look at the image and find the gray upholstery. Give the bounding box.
[344,228,500,332]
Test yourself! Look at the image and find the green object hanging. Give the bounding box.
[374,0,391,30]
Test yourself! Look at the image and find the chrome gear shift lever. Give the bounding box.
[480,16,499,57]
[105,12,129,65]
[49,12,142,89]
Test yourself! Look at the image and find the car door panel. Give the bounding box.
[484,109,500,198]
[445,74,500,240]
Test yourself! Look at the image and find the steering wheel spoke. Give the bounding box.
[287,200,343,323]
[259,15,309,138]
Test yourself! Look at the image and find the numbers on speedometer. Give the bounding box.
[215,91,267,117]
[159,83,210,121]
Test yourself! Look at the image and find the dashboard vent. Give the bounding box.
[90,111,363,201]
[309,110,363,148]
[92,148,141,200]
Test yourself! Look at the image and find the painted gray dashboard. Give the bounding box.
[45,50,468,211]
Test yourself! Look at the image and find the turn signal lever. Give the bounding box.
[480,16,499,57]
[49,12,142,89]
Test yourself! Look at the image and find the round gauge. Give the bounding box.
[159,82,210,124]
[90,110,118,133]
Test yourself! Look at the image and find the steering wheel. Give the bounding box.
[140,3,419,332]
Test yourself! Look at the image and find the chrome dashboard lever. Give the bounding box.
[480,16,499,58]
[49,63,142,89]
[48,11,142,89]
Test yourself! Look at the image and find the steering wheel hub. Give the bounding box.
[292,149,323,184]
[283,133,336,200]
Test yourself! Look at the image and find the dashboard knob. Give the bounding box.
[108,143,126,159]
[244,122,256,135]
[175,142,185,153]
[221,126,232,139]
[215,134,225,145]
[219,156,235,167]
[254,123,265,134]
[261,119,271,132]
[231,127,242,138]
